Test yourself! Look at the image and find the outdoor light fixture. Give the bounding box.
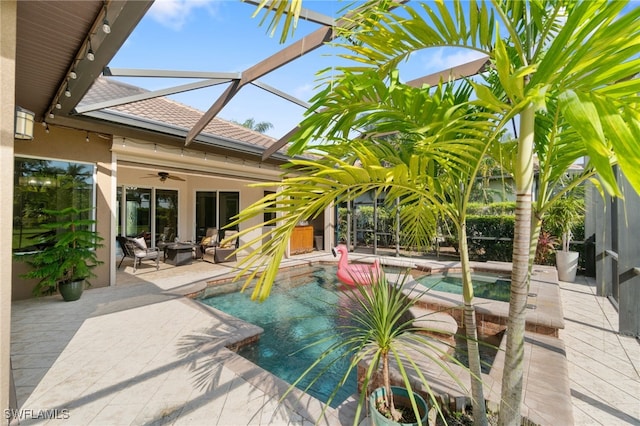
[55,102,62,109]
[44,123,50,134]
[48,111,55,119]
[102,2,111,34]
[86,132,90,142]
[69,69,77,79]
[14,106,35,140]
[86,39,95,61]
[102,18,111,34]
[64,84,71,98]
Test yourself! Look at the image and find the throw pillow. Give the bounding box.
[133,237,147,250]
[219,231,237,249]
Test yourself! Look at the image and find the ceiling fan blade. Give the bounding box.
[167,175,185,181]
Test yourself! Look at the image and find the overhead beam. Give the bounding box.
[75,78,234,113]
[187,0,408,146]
[242,0,335,26]
[103,68,241,80]
[252,80,310,109]
[261,56,491,160]
[185,26,332,145]
[406,56,490,87]
[185,79,241,143]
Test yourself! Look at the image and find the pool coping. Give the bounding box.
[381,261,572,424]
[402,261,565,337]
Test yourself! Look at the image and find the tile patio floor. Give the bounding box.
[9,251,640,425]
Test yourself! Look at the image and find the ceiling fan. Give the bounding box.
[143,171,185,182]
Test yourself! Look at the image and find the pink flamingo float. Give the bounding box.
[332,244,382,286]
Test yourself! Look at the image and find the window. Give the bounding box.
[125,187,151,240]
[195,191,217,242]
[219,192,239,230]
[156,189,178,242]
[264,191,276,223]
[13,157,95,252]
[194,191,239,241]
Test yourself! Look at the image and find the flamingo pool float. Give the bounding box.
[332,244,382,286]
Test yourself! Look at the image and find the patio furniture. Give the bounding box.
[199,227,218,256]
[203,230,238,263]
[165,243,197,266]
[156,227,176,255]
[117,236,160,272]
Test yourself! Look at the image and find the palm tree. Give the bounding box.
[232,117,274,133]
[229,78,498,424]
[246,1,640,424]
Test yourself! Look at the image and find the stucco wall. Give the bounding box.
[12,124,113,300]
[116,164,276,254]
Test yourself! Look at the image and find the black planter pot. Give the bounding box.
[58,279,84,302]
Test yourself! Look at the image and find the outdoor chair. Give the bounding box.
[157,226,175,250]
[199,227,218,256]
[203,230,238,263]
[117,235,160,272]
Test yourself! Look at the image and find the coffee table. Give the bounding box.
[165,243,196,266]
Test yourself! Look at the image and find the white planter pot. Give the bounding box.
[556,250,579,282]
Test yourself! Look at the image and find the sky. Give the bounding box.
[108,0,487,139]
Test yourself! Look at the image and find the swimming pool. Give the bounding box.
[415,273,511,302]
[199,265,358,407]
[198,264,504,407]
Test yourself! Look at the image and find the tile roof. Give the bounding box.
[80,77,280,150]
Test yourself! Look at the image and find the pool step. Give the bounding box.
[409,307,458,343]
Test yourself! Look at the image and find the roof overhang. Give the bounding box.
[15,0,152,122]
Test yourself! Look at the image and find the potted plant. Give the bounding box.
[544,194,585,282]
[282,268,467,425]
[18,207,104,301]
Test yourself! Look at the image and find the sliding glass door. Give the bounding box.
[195,192,216,242]
[156,189,178,243]
[118,187,177,247]
[195,191,239,241]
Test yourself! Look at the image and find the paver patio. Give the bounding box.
[9,252,639,425]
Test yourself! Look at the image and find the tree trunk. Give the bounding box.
[499,105,535,426]
[381,350,401,421]
[458,223,488,426]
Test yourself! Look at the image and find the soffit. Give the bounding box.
[15,0,152,122]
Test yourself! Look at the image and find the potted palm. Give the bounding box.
[18,207,103,301]
[544,194,585,282]
[283,268,466,425]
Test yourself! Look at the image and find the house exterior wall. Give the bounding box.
[1,0,17,413]
[12,124,113,300]
[11,129,330,301]
[113,138,283,257]
[116,164,277,250]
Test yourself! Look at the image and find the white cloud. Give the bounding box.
[294,83,315,100]
[148,0,219,31]
[418,47,487,74]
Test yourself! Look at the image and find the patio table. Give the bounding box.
[165,243,197,266]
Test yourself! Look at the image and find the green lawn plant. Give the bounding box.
[542,191,585,253]
[18,207,103,297]
[282,269,468,425]
[248,1,640,424]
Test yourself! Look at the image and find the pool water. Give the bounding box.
[415,273,511,302]
[199,265,504,407]
[199,265,358,407]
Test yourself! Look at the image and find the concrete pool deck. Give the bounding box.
[9,251,640,425]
